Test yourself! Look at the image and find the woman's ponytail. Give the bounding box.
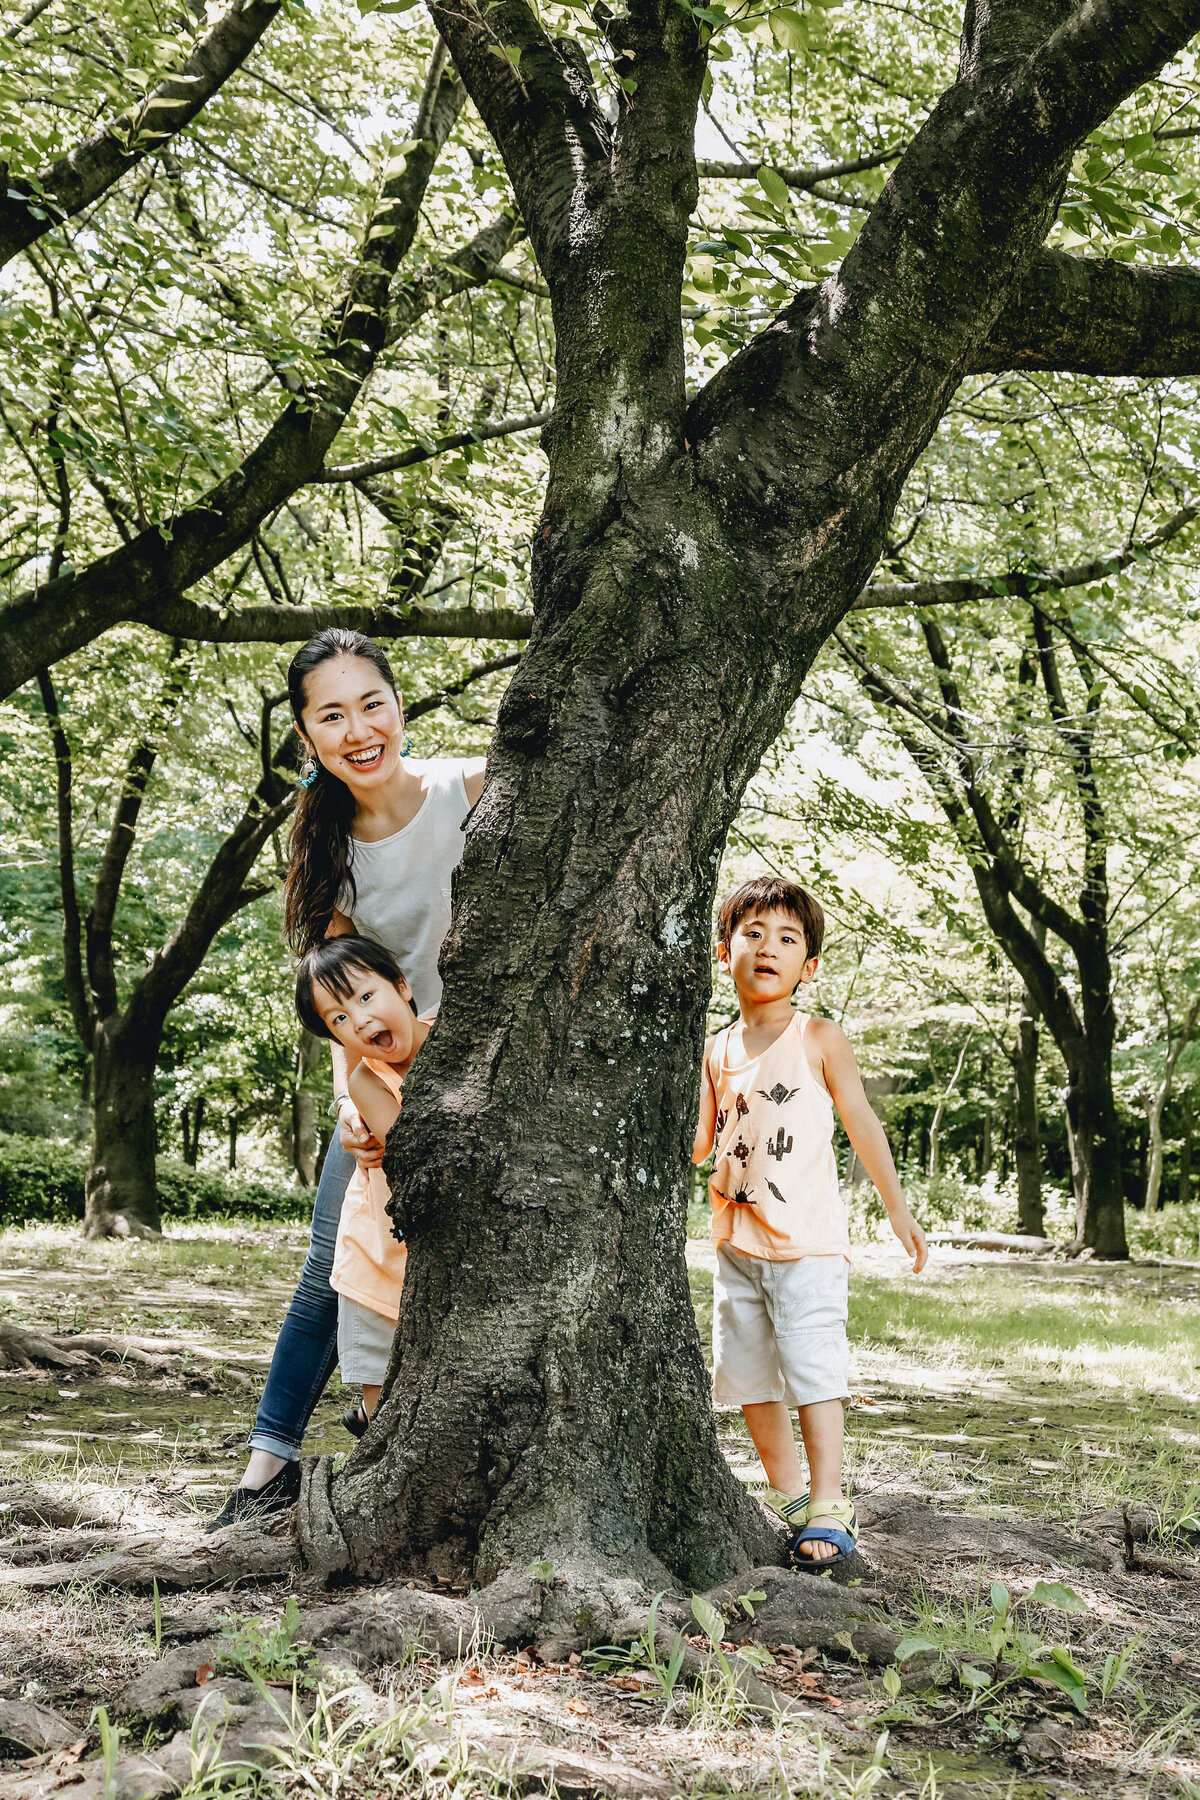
[283,628,400,952]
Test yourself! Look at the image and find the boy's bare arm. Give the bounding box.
[348,1063,401,1147]
[692,1037,718,1164]
[811,1018,928,1272]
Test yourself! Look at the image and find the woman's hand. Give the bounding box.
[338,1100,384,1170]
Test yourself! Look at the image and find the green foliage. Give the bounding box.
[218,1596,315,1684]
[894,1577,1094,1718]
[0,1131,306,1226]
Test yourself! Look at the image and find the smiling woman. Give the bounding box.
[204,627,486,1531]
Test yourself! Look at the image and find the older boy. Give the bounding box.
[693,877,927,1567]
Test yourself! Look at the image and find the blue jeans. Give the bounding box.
[247,1139,353,1461]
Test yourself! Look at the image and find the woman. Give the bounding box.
[206,628,485,1530]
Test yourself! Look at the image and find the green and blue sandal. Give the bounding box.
[792,1495,858,1570]
[764,1487,810,1556]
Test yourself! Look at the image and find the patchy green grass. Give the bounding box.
[683,1243,1200,1531]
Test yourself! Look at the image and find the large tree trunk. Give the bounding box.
[1064,1042,1126,1258]
[325,500,796,1608]
[83,1020,161,1238]
[1012,986,1044,1236]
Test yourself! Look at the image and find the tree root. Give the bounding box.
[854,1492,1120,1574]
[0,1517,297,1593]
[0,1321,259,1380]
[0,1484,126,1532]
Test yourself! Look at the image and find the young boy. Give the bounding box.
[295,935,431,1435]
[693,877,927,1569]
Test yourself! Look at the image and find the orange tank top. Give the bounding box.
[330,1057,407,1321]
[708,1013,849,1263]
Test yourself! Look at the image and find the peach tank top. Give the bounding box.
[708,1013,849,1263]
[331,1057,407,1321]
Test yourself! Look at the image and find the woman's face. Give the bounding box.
[297,655,405,796]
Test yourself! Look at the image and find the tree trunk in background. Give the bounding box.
[83,1022,161,1237]
[1179,1090,1193,1207]
[1012,985,1043,1236]
[183,1094,204,1168]
[227,1111,238,1171]
[285,1031,321,1186]
[1064,1041,1125,1257]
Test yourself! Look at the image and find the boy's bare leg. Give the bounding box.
[795,1398,846,1562]
[362,1384,381,1418]
[742,1400,806,1494]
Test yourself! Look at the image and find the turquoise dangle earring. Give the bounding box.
[300,751,320,787]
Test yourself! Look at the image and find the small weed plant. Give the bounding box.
[894,1578,1091,1718]
[218,1596,315,1686]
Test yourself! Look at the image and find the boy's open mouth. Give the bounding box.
[370,1029,395,1051]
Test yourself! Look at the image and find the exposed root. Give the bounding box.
[297,1453,351,1581]
[0,1322,258,1380]
[0,1484,126,1532]
[0,1516,298,1593]
[855,1491,1121,1574]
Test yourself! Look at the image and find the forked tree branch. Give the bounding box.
[86,647,191,1020]
[0,0,283,269]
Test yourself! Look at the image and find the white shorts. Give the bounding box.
[713,1243,849,1408]
[337,1294,395,1386]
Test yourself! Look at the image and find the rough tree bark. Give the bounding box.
[299,0,1200,1611]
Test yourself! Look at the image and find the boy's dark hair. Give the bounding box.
[295,934,415,1041]
[716,878,825,959]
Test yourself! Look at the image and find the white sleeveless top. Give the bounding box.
[345,758,483,1017]
[707,1013,849,1262]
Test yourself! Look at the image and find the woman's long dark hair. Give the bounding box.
[283,629,400,953]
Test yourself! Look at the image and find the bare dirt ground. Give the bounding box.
[1,1225,1199,1800]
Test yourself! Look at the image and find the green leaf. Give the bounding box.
[990,1581,1010,1619]
[959,1665,991,1690]
[1026,1649,1089,1714]
[691,1594,726,1643]
[893,1637,938,1663]
[757,165,790,210]
[769,6,807,51]
[1026,1580,1089,1614]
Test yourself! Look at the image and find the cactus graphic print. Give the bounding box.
[706,1013,849,1262]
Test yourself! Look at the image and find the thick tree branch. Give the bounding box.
[687,2,1200,608]
[132,597,533,645]
[975,248,1200,375]
[424,0,609,285]
[854,502,1199,607]
[319,409,549,482]
[0,0,282,269]
[35,668,92,1046]
[0,56,467,699]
